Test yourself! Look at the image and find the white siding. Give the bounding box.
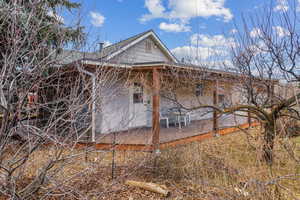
[95,80,246,134]
[110,37,172,64]
[160,85,213,121]
[95,81,130,134]
[95,81,152,134]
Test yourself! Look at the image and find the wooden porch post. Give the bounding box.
[271,83,275,104]
[152,68,160,151]
[247,96,252,126]
[213,80,219,136]
[247,111,252,126]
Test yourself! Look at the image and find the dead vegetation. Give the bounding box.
[1,127,299,199]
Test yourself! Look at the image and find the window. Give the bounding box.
[218,94,225,103]
[133,82,143,103]
[218,94,227,107]
[195,83,204,96]
[145,40,152,52]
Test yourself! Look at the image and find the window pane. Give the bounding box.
[133,82,143,103]
[218,94,225,103]
[133,93,143,103]
[195,83,204,96]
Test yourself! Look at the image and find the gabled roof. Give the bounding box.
[102,29,178,63]
[99,30,153,60]
[57,29,178,65]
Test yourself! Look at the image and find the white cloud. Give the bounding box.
[274,0,289,12]
[159,22,191,32]
[140,0,233,32]
[273,26,289,37]
[190,34,234,47]
[167,0,233,22]
[90,11,105,27]
[172,46,222,62]
[141,0,166,22]
[250,28,262,38]
[172,46,231,66]
[171,33,234,65]
[47,10,64,23]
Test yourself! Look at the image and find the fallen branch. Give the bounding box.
[125,180,170,197]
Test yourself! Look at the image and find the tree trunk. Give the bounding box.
[262,123,275,165]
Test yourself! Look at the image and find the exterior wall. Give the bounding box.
[95,76,248,134]
[95,80,130,134]
[220,81,248,125]
[95,80,152,134]
[221,81,240,105]
[275,82,299,99]
[161,80,215,121]
[110,37,172,64]
[160,80,247,125]
[128,84,151,128]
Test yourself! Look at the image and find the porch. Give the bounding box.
[89,63,254,149]
[96,115,248,145]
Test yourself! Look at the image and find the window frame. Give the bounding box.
[218,94,225,103]
[133,82,143,104]
[195,83,204,97]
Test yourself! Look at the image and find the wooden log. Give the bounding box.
[125,180,170,197]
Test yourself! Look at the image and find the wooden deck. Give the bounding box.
[95,115,248,145]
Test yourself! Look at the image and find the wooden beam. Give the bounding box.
[152,68,160,151]
[271,83,275,104]
[247,111,252,125]
[132,66,165,70]
[213,81,218,136]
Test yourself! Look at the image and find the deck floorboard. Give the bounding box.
[95,115,248,145]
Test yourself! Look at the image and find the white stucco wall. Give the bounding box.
[160,82,214,121]
[95,81,130,134]
[94,75,250,134]
[96,80,152,134]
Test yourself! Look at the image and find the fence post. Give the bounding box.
[213,81,219,136]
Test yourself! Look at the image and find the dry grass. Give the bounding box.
[152,127,300,199]
[2,127,300,199]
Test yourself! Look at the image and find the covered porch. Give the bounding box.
[96,114,248,145]
[94,62,252,148]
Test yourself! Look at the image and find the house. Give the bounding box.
[57,30,262,146]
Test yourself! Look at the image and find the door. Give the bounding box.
[129,82,148,128]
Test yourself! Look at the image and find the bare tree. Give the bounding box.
[0,1,98,198]
[229,0,300,164]
[0,1,139,198]
[157,1,300,166]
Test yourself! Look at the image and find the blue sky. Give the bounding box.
[60,0,293,63]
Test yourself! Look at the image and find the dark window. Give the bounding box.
[218,94,225,104]
[133,82,143,103]
[195,83,204,96]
